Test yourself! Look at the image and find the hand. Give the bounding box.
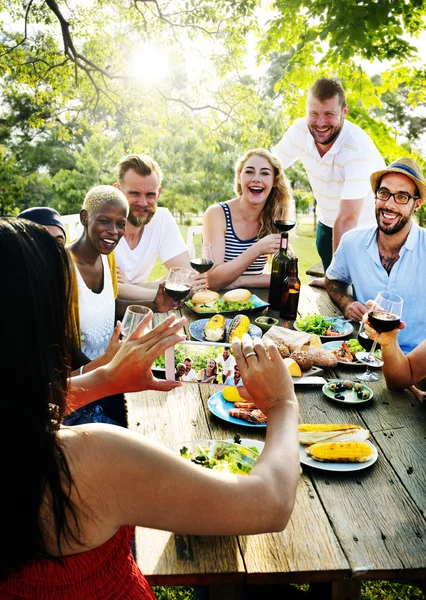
[189,272,208,294]
[254,233,282,256]
[106,312,187,393]
[154,281,188,313]
[343,301,369,321]
[232,334,297,416]
[99,321,122,365]
[362,300,406,346]
[116,266,130,285]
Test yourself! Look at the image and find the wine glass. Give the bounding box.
[121,305,152,340]
[356,291,403,383]
[272,204,296,234]
[190,243,214,290]
[164,267,192,302]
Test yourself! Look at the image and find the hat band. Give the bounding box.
[391,163,421,181]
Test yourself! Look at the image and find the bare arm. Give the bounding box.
[363,310,426,388]
[67,335,299,539]
[66,313,185,412]
[204,205,280,290]
[325,276,369,321]
[333,198,363,252]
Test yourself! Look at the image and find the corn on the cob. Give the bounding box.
[203,315,226,342]
[228,314,250,343]
[298,424,370,445]
[299,424,362,432]
[305,441,373,463]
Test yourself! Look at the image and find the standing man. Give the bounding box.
[113,153,206,300]
[273,77,385,286]
[215,347,236,381]
[325,157,426,354]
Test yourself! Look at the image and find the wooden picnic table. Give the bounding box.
[125,286,426,599]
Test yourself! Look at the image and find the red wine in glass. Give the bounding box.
[190,258,214,274]
[165,283,191,301]
[368,310,400,333]
[273,220,296,233]
[357,331,380,352]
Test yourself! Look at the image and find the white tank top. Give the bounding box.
[75,255,115,360]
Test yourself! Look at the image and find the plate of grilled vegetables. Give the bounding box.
[190,314,262,343]
[299,424,378,471]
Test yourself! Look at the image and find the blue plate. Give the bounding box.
[208,391,267,428]
[294,316,353,340]
[185,294,269,315]
[189,318,263,342]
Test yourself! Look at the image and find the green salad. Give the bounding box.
[186,299,255,313]
[347,338,381,358]
[295,314,333,335]
[180,442,258,475]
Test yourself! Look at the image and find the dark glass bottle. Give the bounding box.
[280,257,301,320]
[268,233,291,311]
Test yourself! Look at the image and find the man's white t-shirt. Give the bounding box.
[114,207,188,284]
[273,118,385,229]
[182,368,198,382]
[216,353,236,378]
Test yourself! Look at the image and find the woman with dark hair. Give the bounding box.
[0,219,299,599]
[203,148,293,290]
[199,358,218,383]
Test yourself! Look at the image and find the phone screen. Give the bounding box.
[165,341,243,386]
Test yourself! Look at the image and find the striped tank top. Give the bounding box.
[221,202,267,276]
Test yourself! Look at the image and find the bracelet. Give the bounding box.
[79,365,84,376]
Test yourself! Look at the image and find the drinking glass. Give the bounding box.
[190,243,214,290]
[121,305,152,340]
[356,291,403,383]
[164,267,192,301]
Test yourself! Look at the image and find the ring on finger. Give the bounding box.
[244,351,257,359]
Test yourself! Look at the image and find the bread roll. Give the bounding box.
[191,290,219,305]
[306,347,338,368]
[223,289,252,303]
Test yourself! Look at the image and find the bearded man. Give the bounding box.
[114,153,205,300]
[325,157,426,354]
[273,77,385,285]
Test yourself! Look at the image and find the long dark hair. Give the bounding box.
[0,219,79,578]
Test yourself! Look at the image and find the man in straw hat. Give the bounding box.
[325,157,426,354]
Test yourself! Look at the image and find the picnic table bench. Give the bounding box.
[125,286,426,599]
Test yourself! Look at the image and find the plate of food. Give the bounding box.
[178,439,259,474]
[208,390,267,428]
[322,380,373,404]
[189,317,262,343]
[185,288,270,315]
[226,435,265,455]
[298,424,377,471]
[294,314,353,340]
[322,340,382,367]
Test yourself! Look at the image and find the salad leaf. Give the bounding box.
[180,442,257,475]
[295,314,332,335]
[186,299,255,313]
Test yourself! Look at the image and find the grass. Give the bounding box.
[148,214,321,285]
[152,582,425,599]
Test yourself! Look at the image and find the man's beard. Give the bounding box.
[375,207,413,235]
[308,120,343,146]
[127,205,156,227]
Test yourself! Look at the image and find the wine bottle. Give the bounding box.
[268,233,291,310]
[280,257,301,320]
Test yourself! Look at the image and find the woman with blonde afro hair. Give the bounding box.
[203,148,294,290]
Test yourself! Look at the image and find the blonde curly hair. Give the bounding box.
[234,149,293,238]
[82,186,129,216]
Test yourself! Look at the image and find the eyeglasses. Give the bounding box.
[375,187,419,205]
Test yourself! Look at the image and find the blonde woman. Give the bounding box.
[203,148,293,291]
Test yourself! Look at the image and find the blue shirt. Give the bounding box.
[326,222,426,353]
[224,375,244,387]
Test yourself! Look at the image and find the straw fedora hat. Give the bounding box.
[370,157,426,203]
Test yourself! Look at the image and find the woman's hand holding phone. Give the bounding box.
[232,333,297,416]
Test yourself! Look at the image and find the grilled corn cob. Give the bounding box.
[203,315,226,342]
[228,314,250,343]
[298,424,370,445]
[305,441,373,463]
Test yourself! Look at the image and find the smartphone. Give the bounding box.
[165,341,241,386]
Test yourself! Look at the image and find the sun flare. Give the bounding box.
[129,44,169,82]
